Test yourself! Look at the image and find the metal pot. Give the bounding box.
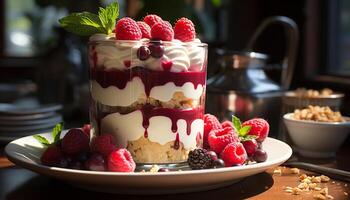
[206,16,299,137]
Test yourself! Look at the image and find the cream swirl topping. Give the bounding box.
[89,34,205,72]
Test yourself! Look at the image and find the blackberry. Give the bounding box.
[187,149,213,170]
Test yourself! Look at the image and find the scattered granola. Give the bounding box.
[284,172,336,198]
[292,187,302,195]
[273,168,282,175]
[311,176,322,183]
[320,187,328,196]
[290,168,300,174]
[313,194,326,200]
[344,192,348,196]
[320,175,330,182]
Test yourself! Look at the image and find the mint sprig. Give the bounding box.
[98,2,119,35]
[33,123,63,146]
[232,115,256,141]
[58,2,119,36]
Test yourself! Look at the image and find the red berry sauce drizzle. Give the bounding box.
[89,47,206,150]
[90,67,206,97]
[140,105,203,148]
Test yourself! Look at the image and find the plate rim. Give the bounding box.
[5,133,292,177]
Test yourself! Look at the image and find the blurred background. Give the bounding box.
[0,0,349,140]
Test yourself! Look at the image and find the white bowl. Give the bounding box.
[283,113,350,158]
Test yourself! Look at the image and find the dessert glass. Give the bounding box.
[88,38,207,164]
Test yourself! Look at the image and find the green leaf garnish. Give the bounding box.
[33,123,64,146]
[33,135,51,146]
[58,2,119,36]
[231,115,256,142]
[98,2,119,35]
[232,115,242,132]
[239,135,257,142]
[52,123,63,143]
[239,125,251,137]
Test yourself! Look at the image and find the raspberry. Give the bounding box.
[41,146,63,167]
[115,17,142,40]
[151,21,174,41]
[81,124,91,138]
[220,142,247,167]
[242,118,269,142]
[174,17,196,42]
[137,21,151,38]
[143,14,163,27]
[61,129,90,155]
[108,149,136,172]
[208,127,239,154]
[91,134,116,157]
[187,148,213,170]
[203,114,222,149]
[221,120,234,129]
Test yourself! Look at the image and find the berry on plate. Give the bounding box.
[220,142,247,167]
[115,17,142,40]
[187,148,213,170]
[143,14,163,27]
[91,134,117,157]
[151,21,174,41]
[174,17,196,42]
[242,118,269,142]
[81,124,91,138]
[203,114,222,149]
[208,127,239,154]
[137,21,151,38]
[221,120,234,130]
[85,153,107,171]
[41,146,63,167]
[253,149,268,163]
[242,139,258,157]
[61,128,90,155]
[108,149,136,172]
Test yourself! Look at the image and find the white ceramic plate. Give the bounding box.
[5,132,292,194]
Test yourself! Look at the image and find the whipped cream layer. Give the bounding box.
[100,110,203,150]
[89,34,206,72]
[91,79,204,107]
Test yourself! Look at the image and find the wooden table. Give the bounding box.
[1,146,350,200]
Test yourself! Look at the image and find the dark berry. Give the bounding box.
[58,157,71,168]
[206,151,218,161]
[69,160,83,170]
[61,128,90,155]
[41,146,63,167]
[253,149,267,163]
[85,153,106,171]
[149,43,164,58]
[158,168,170,172]
[242,139,258,157]
[137,46,151,61]
[187,148,213,170]
[75,152,89,162]
[213,159,225,168]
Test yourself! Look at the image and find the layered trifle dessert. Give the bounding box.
[88,15,207,163]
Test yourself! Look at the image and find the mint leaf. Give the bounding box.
[239,135,257,142]
[99,2,119,35]
[33,135,50,146]
[59,12,105,36]
[52,123,63,143]
[239,125,251,137]
[232,115,242,132]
